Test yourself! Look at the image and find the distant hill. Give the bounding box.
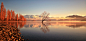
[24,15,86,21]
[84,16,86,18]
[66,15,85,18]
[24,15,41,18]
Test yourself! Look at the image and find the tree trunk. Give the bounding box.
[42,19,45,24]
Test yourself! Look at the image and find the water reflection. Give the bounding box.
[20,21,86,41]
[24,21,86,28]
[65,22,86,28]
[24,21,50,33]
[0,21,26,28]
[23,21,86,33]
[0,21,26,41]
[41,23,50,33]
[1,21,86,41]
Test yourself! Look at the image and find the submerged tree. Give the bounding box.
[41,11,50,23]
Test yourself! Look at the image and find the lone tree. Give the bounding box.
[41,11,50,23]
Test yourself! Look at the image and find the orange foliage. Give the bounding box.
[0,2,26,21]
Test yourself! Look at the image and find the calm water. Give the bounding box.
[0,21,86,41]
[20,21,86,41]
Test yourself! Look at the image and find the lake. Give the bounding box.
[0,21,86,41]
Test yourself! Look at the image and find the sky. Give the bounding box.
[0,0,86,17]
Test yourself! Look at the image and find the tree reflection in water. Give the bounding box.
[24,21,50,33]
[24,21,86,33]
[0,21,26,41]
[41,22,50,33]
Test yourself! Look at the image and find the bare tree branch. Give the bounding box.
[40,11,50,23]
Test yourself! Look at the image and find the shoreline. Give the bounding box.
[0,21,26,22]
[0,21,86,22]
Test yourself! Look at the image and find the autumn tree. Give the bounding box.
[3,8,6,20]
[15,14,18,21]
[12,11,15,20]
[1,2,4,20]
[9,10,11,21]
[19,14,25,21]
[0,2,26,21]
[0,6,1,13]
[24,18,26,21]
[7,9,9,21]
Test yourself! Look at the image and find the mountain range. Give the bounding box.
[24,15,86,21]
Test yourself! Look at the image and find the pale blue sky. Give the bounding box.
[0,0,86,17]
